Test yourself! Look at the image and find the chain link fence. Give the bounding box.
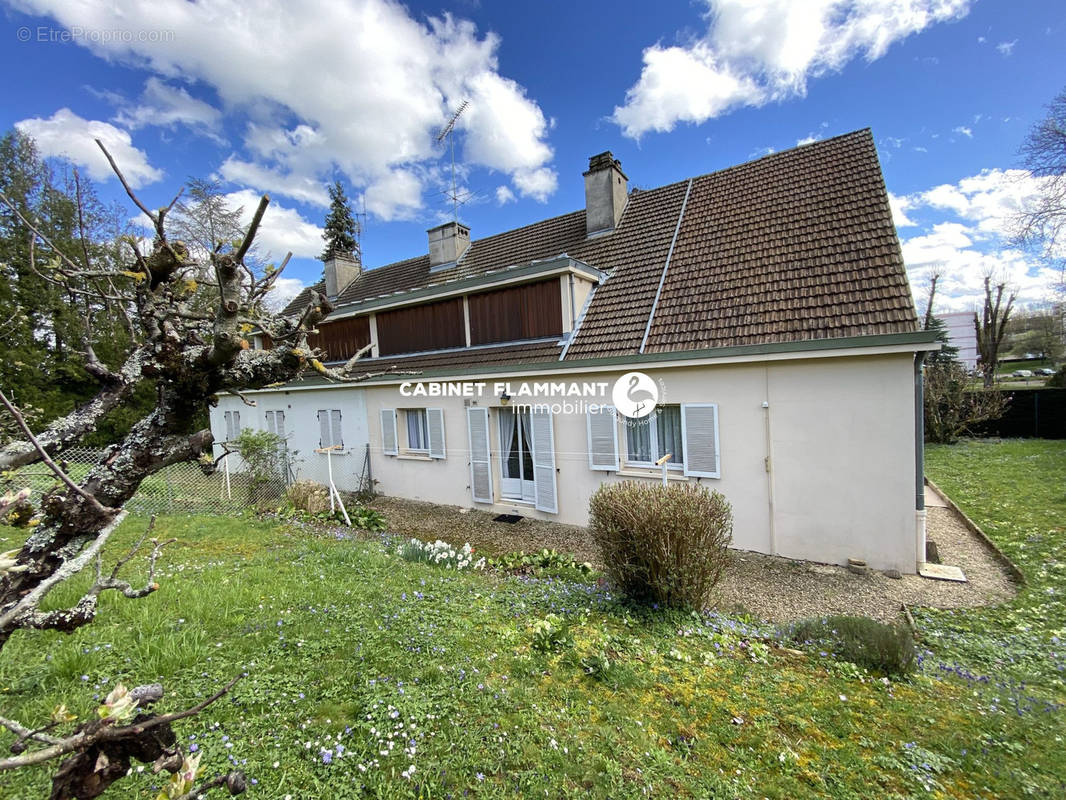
[4,444,366,516]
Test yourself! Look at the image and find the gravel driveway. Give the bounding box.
[370,495,1018,624]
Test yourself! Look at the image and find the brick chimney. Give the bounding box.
[584,151,628,235]
[323,251,361,298]
[427,221,470,269]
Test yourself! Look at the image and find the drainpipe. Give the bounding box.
[914,352,927,571]
[568,273,576,333]
[763,368,777,556]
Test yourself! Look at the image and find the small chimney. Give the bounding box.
[323,251,361,298]
[427,221,470,269]
[584,151,628,235]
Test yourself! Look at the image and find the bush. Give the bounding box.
[1047,365,1066,388]
[787,615,916,676]
[286,480,331,514]
[233,428,287,502]
[588,481,732,611]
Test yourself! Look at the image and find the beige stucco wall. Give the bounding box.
[358,353,919,573]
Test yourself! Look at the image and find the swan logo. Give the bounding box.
[612,371,659,419]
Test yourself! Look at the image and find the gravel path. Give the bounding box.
[371,496,1018,625]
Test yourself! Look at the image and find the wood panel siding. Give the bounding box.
[377,297,465,356]
[469,279,563,346]
[306,316,372,361]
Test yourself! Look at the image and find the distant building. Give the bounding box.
[936,311,979,371]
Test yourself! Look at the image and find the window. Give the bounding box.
[403,409,429,452]
[264,410,285,437]
[317,409,343,449]
[223,410,241,441]
[624,405,684,468]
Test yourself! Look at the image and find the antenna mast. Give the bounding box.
[436,100,469,223]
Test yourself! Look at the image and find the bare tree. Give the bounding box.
[0,142,399,798]
[974,274,1017,388]
[1015,86,1066,296]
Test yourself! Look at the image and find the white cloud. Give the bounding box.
[796,121,830,146]
[264,276,307,311]
[495,185,516,205]
[216,156,330,208]
[222,189,323,260]
[17,0,557,215]
[953,125,973,138]
[896,169,1061,310]
[15,108,162,187]
[364,169,423,222]
[511,167,557,203]
[996,39,1017,56]
[612,0,971,138]
[888,192,916,227]
[114,77,223,139]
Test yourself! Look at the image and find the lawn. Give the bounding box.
[922,439,1066,689]
[0,439,1063,798]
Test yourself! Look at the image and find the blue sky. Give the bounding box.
[1,0,1064,310]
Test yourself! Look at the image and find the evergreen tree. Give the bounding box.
[0,129,150,442]
[925,315,960,366]
[920,271,960,366]
[320,180,358,260]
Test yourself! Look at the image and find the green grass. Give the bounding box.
[1,443,1064,798]
[922,439,1066,690]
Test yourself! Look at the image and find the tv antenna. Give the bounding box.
[436,99,469,223]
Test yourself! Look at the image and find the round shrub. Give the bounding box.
[286,480,331,514]
[787,615,917,676]
[589,481,732,610]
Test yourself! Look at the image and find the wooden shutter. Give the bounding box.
[317,410,330,448]
[586,406,619,471]
[427,408,446,459]
[266,410,285,436]
[467,407,492,503]
[330,410,343,448]
[381,409,398,456]
[681,403,720,478]
[529,409,558,514]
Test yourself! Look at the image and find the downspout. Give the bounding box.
[568,273,576,332]
[914,352,926,571]
[763,367,777,555]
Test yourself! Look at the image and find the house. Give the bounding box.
[212,129,938,573]
[935,311,979,371]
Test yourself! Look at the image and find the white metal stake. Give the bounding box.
[656,453,673,486]
[326,447,335,513]
[315,446,351,527]
[224,453,232,500]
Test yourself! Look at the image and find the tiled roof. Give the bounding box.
[284,129,918,359]
[639,129,917,353]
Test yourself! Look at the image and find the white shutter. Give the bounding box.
[330,410,343,449]
[225,410,242,441]
[467,407,492,503]
[529,409,558,514]
[681,403,720,478]
[315,409,328,448]
[266,410,285,436]
[427,408,446,459]
[381,409,398,456]
[586,406,619,471]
